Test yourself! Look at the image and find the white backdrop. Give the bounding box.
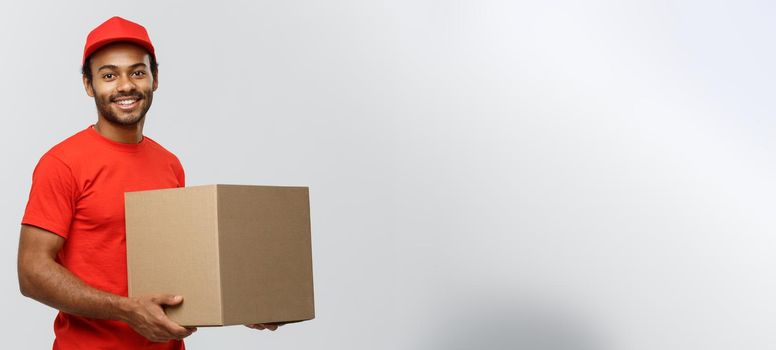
[2,1,775,349]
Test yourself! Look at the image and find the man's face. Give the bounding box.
[83,42,158,126]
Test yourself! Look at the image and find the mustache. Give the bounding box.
[110,92,144,101]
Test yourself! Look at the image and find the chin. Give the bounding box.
[120,117,144,126]
[106,114,145,127]
[114,109,146,124]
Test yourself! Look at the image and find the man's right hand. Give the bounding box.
[120,294,197,342]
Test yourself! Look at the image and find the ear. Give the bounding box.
[152,71,159,92]
[83,75,95,97]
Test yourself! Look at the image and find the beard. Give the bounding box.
[93,86,154,127]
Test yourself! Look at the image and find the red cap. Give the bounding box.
[83,16,155,65]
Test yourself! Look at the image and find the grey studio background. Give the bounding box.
[1,1,775,349]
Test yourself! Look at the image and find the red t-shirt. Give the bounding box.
[22,125,186,350]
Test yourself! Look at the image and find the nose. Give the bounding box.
[116,74,137,93]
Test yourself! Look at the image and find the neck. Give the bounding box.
[93,118,145,144]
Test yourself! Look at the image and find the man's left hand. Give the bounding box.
[246,322,286,331]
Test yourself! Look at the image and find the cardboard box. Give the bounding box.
[124,184,315,326]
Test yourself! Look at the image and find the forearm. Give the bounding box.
[16,225,192,342]
[19,257,131,322]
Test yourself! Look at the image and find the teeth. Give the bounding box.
[116,99,137,105]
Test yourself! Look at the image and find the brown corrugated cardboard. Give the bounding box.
[124,184,315,327]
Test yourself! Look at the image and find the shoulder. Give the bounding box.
[28,129,87,188]
[142,135,185,178]
[41,127,94,165]
[143,136,182,164]
[143,135,186,186]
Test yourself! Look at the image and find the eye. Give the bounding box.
[132,71,147,77]
[102,73,115,80]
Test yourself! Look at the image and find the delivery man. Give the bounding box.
[17,16,279,350]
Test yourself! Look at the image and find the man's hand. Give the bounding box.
[120,294,197,342]
[246,322,286,331]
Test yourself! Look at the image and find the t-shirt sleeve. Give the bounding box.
[21,153,78,238]
[175,156,185,187]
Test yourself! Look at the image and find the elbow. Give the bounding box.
[18,267,32,298]
[19,282,32,298]
[17,258,40,299]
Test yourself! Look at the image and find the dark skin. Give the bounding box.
[84,42,155,143]
[17,43,282,343]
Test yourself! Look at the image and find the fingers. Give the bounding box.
[150,295,191,337]
[146,318,195,342]
[129,295,195,342]
[159,314,194,338]
[151,294,184,306]
[246,323,284,331]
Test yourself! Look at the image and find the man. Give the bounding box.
[17,16,279,350]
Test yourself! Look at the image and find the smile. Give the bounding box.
[112,97,141,110]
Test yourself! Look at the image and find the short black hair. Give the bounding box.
[81,49,158,84]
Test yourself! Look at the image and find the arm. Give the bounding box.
[17,224,196,342]
[18,224,127,318]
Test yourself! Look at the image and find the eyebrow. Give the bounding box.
[97,63,148,71]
